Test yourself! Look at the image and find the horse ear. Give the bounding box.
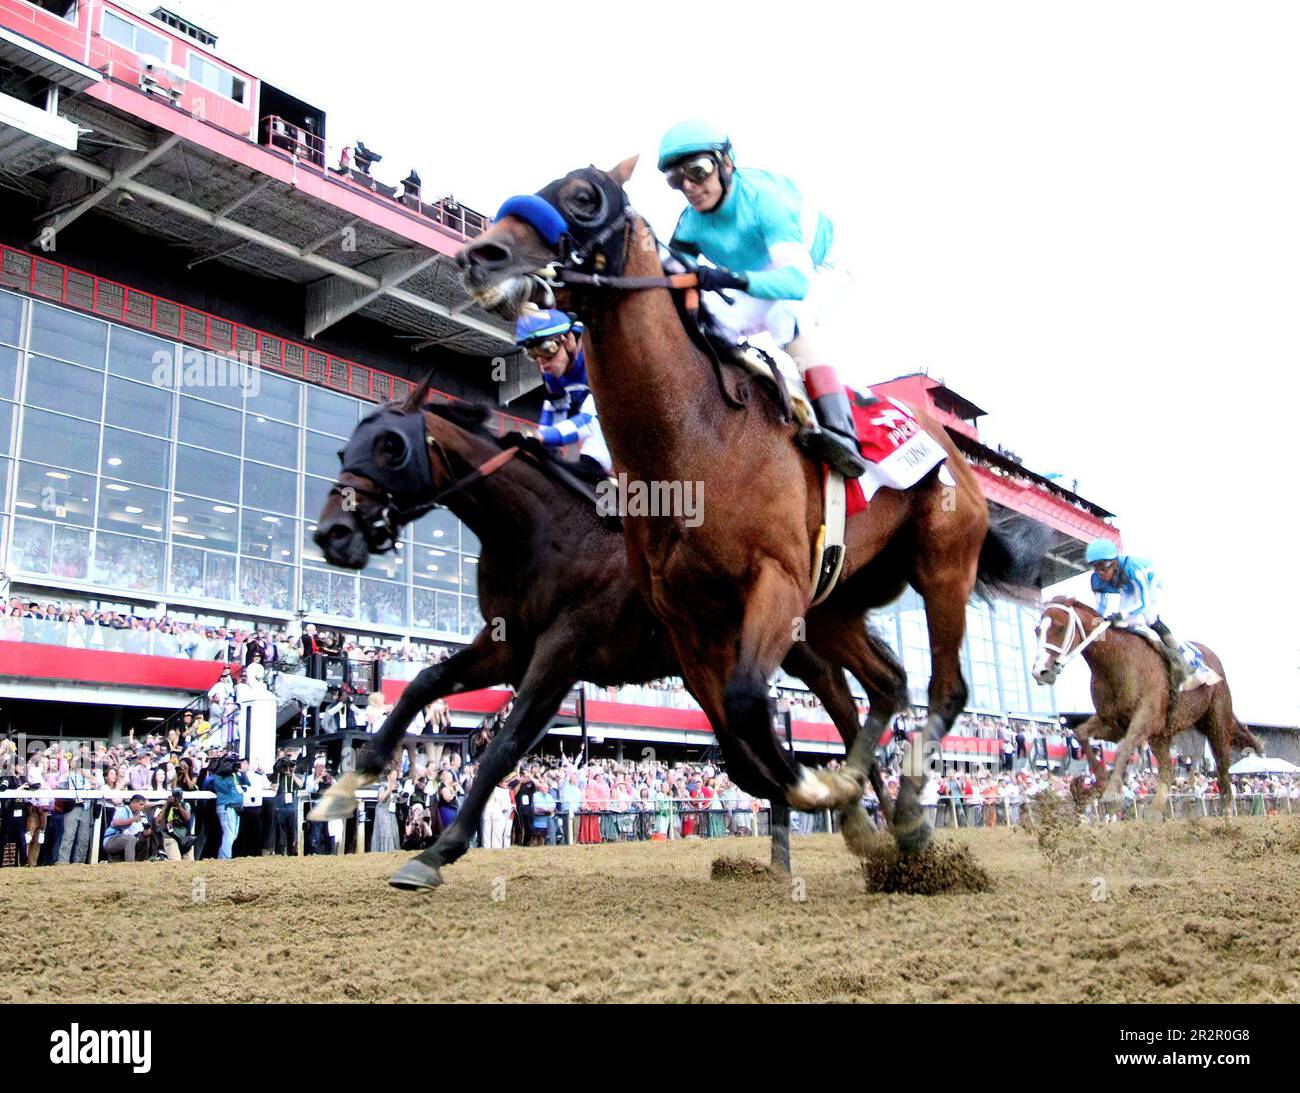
[403,371,435,412]
[608,154,639,186]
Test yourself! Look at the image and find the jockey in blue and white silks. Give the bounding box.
[516,308,612,475]
[1085,538,1193,681]
[657,119,869,479]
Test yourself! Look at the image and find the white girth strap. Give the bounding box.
[810,469,847,607]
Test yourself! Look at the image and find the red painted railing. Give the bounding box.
[0,242,528,432]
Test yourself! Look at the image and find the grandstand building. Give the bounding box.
[0,1,1121,764]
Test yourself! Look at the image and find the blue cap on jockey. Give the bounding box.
[495,193,568,247]
[657,120,732,171]
[1084,538,1119,564]
[516,308,579,346]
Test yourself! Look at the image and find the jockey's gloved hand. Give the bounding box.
[695,266,749,293]
[1106,612,1125,625]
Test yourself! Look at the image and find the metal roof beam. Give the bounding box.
[36,135,181,242]
[304,251,440,339]
[215,177,275,218]
[51,151,512,347]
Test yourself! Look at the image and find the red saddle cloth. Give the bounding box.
[843,388,931,516]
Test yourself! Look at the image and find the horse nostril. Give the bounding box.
[460,241,510,270]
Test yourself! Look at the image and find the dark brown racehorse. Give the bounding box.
[312,393,906,887]
[456,157,1047,852]
[1031,596,1262,815]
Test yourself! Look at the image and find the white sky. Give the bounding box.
[141,0,1299,723]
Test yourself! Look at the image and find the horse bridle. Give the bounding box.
[330,408,519,554]
[1038,601,1111,672]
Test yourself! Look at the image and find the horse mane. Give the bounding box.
[427,400,493,436]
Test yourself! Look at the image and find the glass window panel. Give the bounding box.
[242,461,296,515]
[434,591,460,634]
[97,480,166,539]
[0,402,13,455]
[306,386,360,438]
[173,350,247,407]
[305,430,344,479]
[29,303,106,368]
[413,586,436,628]
[204,552,236,601]
[410,506,459,548]
[360,578,406,626]
[101,10,135,47]
[25,355,104,418]
[100,427,169,488]
[461,553,479,592]
[244,415,297,470]
[461,526,480,556]
[362,546,405,583]
[0,291,21,345]
[91,532,163,592]
[108,328,175,384]
[173,445,239,502]
[0,345,18,399]
[170,494,238,553]
[11,518,53,576]
[459,594,479,636]
[0,456,9,510]
[302,475,333,525]
[241,509,297,563]
[301,522,326,567]
[243,369,298,423]
[104,377,173,437]
[18,409,99,472]
[412,544,456,591]
[15,463,95,527]
[331,573,357,618]
[177,395,241,449]
[239,557,292,612]
[169,543,204,598]
[301,567,331,615]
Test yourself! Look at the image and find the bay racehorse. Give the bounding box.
[1031,596,1262,816]
[455,157,1048,852]
[312,390,908,887]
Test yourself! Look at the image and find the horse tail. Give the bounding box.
[1230,717,1264,757]
[974,513,1052,602]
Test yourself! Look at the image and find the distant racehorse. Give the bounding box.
[1031,597,1261,815]
[312,389,905,888]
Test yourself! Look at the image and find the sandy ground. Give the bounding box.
[3,816,1299,1003]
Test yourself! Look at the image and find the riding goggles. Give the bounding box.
[524,337,565,361]
[664,154,718,190]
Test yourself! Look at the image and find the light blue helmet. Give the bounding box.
[1084,538,1119,564]
[515,308,579,346]
[657,119,732,171]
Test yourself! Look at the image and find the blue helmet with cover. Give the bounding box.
[657,119,732,171]
[1084,538,1119,564]
[515,308,580,347]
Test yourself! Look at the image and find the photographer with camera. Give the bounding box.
[102,794,152,862]
[208,751,245,859]
[269,748,303,856]
[159,787,195,861]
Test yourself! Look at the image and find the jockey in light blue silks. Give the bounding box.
[1085,538,1193,683]
[657,120,869,479]
[515,308,612,475]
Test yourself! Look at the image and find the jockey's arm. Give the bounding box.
[744,201,814,301]
[538,392,597,449]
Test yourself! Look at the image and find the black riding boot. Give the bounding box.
[800,391,869,479]
[1151,618,1194,684]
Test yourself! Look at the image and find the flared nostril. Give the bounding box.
[461,241,511,269]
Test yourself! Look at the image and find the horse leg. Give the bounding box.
[1104,703,1159,815]
[784,640,879,856]
[1206,693,1237,820]
[894,580,972,854]
[680,652,793,873]
[388,657,576,890]
[311,630,514,820]
[1150,734,1173,820]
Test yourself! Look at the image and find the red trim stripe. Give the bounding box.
[803,364,845,400]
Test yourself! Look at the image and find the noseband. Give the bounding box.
[1038,602,1111,671]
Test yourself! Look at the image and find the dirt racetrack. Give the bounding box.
[4,817,1298,1004]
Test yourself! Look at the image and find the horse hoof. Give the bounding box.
[787,767,863,812]
[389,859,444,891]
[892,777,933,857]
[840,805,877,858]
[307,771,373,822]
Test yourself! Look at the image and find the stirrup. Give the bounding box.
[796,425,868,479]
